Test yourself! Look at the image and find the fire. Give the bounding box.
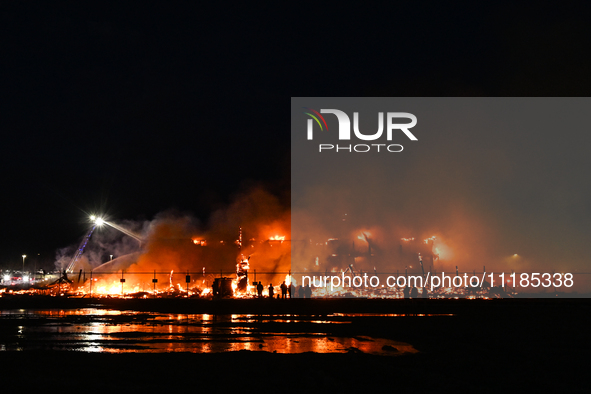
[230,278,255,298]
[357,231,372,241]
[269,235,285,242]
[97,283,123,295]
[431,237,453,261]
[0,272,501,300]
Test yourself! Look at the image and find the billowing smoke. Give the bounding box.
[289,98,591,294]
[292,173,516,278]
[291,146,586,292]
[56,218,148,271]
[56,186,290,291]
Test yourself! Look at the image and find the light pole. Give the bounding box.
[22,255,26,277]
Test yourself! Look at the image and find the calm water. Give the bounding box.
[0,309,422,355]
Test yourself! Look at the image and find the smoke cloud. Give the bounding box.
[56,186,290,291]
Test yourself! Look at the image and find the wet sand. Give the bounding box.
[0,309,419,355]
[0,298,589,392]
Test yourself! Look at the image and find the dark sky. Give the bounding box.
[1,2,591,268]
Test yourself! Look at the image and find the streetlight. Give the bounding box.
[22,255,26,276]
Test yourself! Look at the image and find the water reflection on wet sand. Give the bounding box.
[0,309,420,355]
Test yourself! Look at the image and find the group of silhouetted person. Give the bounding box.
[255,280,312,298]
[402,286,429,299]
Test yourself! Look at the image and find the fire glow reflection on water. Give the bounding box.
[0,309,421,355]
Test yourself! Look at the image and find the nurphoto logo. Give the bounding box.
[304,108,418,153]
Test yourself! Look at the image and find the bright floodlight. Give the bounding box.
[90,215,104,226]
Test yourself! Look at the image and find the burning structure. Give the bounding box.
[67,220,291,298]
[236,254,250,292]
[289,227,522,299]
[0,187,292,298]
[0,189,553,299]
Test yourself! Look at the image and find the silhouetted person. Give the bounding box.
[410,286,418,298]
[305,284,312,298]
[280,281,288,298]
[268,283,274,298]
[297,285,304,298]
[422,287,428,298]
[403,286,410,299]
[257,281,263,297]
[288,283,294,298]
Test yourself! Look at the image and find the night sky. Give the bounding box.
[2,2,591,269]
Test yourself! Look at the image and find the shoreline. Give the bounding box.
[1,296,590,314]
